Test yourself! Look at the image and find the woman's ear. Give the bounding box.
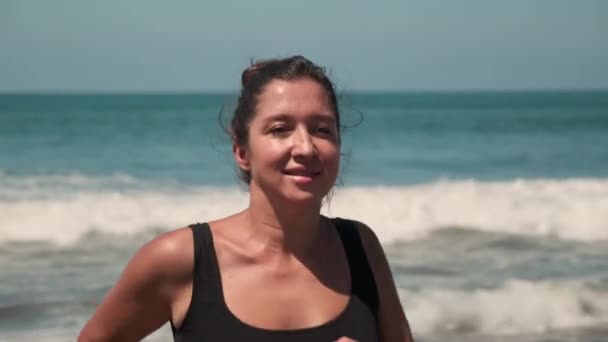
[233,142,250,172]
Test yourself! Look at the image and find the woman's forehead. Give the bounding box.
[260,78,328,100]
[254,78,334,120]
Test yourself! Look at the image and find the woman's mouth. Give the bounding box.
[283,169,321,183]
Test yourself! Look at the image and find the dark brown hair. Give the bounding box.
[230,55,341,184]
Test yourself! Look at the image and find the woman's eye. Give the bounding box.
[269,126,289,136]
[313,126,333,135]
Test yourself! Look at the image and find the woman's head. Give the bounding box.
[230,56,341,203]
[231,56,341,180]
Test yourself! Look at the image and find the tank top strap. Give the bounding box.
[188,223,224,304]
[333,217,380,321]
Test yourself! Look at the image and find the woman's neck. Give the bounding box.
[243,186,326,257]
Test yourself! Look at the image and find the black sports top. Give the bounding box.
[171,218,379,341]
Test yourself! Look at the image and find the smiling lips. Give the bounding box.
[283,168,321,184]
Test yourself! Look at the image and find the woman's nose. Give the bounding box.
[291,128,316,158]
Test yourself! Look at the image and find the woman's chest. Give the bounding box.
[175,295,378,342]
[220,261,351,331]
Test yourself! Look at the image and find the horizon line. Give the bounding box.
[2,88,608,96]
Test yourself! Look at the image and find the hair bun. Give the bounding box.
[241,63,264,87]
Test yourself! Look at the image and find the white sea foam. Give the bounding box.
[1,175,608,244]
[329,178,608,243]
[0,188,248,245]
[0,171,139,197]
[403,279,608,335]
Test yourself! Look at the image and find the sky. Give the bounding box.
[1,0,607,92]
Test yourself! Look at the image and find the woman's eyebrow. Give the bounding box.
[261,113,335,124]
[263,113,292,122]
[310,114,336,124]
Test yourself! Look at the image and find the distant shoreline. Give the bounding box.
[2,90,607,109]
[1,88,608,95]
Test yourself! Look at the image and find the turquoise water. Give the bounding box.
[2,92,608,185]
[1,91,608,341]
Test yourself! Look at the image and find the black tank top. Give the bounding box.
[171,218,379,342]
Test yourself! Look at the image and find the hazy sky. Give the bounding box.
[2,0,607,92]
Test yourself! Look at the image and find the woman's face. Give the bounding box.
[235,77,340,204]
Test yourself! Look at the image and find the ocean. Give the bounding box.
[1,91,607,341]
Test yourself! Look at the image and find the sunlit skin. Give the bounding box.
[230,78,343,256]
[235,77,340,208]
[78,76,414,342]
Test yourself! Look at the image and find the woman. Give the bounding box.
[79,56,414,342]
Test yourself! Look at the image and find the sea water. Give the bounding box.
[1,91,608,341]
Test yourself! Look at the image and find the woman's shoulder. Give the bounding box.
[126,226,196,283]
[77,226,198,341]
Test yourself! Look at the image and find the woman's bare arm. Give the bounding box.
[78,228,193,342]
[355,221,415,342]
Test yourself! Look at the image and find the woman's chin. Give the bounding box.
[278,188,328,206]
[254,177,334,207]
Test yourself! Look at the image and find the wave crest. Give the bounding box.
[329,178,608,243]
[404,279,608,335]
[1,177,607,244]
